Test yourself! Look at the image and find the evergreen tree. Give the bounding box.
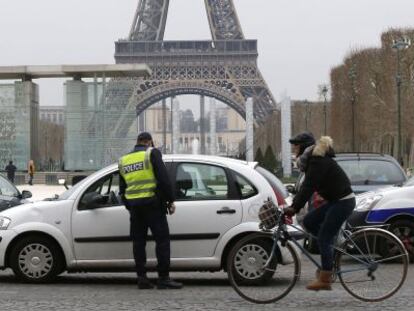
[255,148,264,165]
[263,145,278,173]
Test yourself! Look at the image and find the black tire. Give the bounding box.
[228,234,277,285]
[227,233,300,304]
[388,219,414,263]
[335,228,408,302]
[9,236,64,283]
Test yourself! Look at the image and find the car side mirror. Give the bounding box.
[286,184,297,195]
[80,192,106,210]
[21,190,32,199]
[58,179,69,190]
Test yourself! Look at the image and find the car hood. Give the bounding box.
[0,199,72,228]
[356,184,408,201]
[352,184,395,195]
[0,195,24,212]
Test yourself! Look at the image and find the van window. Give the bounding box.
[337,160,405,185]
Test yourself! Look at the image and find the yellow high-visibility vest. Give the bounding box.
[119,147,156,201]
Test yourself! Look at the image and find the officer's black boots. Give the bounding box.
[157,277,183,289]
[137,276,154,289]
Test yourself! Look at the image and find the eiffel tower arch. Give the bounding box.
[111,0,277,138]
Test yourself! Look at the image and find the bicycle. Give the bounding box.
[227,199,409,304]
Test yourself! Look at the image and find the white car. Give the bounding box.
[349,177,414,261]
[0,155,299,283]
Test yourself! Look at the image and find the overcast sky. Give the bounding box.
[1,0,414,106]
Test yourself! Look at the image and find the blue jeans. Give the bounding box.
[303,197,355,271]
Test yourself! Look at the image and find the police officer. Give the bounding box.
[119,132,182,290]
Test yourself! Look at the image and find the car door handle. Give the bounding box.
[217,207,236,214]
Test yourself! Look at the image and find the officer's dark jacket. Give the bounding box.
[119,145,175,209]
[292,137,353,212]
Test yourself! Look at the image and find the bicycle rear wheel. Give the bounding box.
[227,233,300,304]
[335,228,408,302]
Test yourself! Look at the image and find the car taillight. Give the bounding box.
[273,187,293,225]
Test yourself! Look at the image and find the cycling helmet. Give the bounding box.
[289,132,315,156]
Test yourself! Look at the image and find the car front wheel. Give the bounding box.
[9,236,64,283]
[389,220,414,262]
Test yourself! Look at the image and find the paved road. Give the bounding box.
[0,258,413,311]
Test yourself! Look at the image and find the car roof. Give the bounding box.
[104,154,257,173]
[163,154,256,167]
[335,153,397,162]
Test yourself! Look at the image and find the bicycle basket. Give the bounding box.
[258,199,280,230]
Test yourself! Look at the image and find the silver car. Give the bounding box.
[0,155,299,283]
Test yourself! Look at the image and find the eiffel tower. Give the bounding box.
[111,0,277,139]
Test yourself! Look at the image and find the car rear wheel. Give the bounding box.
[227,233,300,304]
[10,236,64,283]
[388,220,414,262]
[227,234,277,285]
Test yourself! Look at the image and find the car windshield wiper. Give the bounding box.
[43,194,59,201]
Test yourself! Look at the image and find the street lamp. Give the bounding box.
[320,85,329,135]
[392,37,411,166]
[304,100,309,131]
[348,65,357,152]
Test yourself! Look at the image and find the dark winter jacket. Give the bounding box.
[119,145,175,210]
[5,164,17,180]
[291,137,353,212]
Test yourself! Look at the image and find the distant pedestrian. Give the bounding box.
[5,160,17,183]
[28,160,35,185]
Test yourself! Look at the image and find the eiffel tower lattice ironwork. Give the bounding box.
[110,0,277,138]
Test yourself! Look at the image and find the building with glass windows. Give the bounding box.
[0,82,39,170]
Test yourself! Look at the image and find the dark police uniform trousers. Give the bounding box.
[128,197,170,278]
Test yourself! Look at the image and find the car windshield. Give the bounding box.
[336,159,406,185]
[58,173,98,200]
[0,175,19,197]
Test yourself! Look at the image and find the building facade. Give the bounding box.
[141,101,245,156]
[40,106,65,125]
[0,82,39,170]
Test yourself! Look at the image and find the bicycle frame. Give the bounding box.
[230,205,408,304]
[264,218,383,275]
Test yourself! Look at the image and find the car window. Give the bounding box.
[78,172,122,209]
[175,163,229,201]
[234,172,257,199]
[337,159,406,185]
[0,175,19,197]
[255,166,288,198]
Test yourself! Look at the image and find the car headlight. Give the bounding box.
[355,194,383,212]
[0,216,11,230]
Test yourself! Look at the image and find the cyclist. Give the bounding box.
[285,134,355,291]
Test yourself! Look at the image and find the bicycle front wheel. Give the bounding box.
[227,233,300,304]
[335,228,408,302]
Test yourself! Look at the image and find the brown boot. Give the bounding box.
[306,270,332,291]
